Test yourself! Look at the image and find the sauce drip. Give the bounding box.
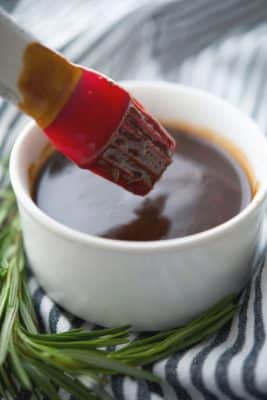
[33,125,253,241]
[18,42,81,128]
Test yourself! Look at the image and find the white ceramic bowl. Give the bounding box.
[10,82,267,331]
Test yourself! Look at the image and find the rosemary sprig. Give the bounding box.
[0,181,238,399]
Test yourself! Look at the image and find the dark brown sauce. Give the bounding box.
[33,125,253,241]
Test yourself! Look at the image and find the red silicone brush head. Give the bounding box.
[44,68,176,195]
[91,98,176,195]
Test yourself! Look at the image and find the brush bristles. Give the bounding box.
[91,98,176,195]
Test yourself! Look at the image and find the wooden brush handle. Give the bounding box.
[0,8,33,104]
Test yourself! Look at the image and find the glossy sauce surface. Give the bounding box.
[33,126,252,241]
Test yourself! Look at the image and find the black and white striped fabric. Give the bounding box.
[1,1,267,399]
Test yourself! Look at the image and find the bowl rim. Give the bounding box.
[10,81,267,253]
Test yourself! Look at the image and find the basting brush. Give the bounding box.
[0,9,175,195]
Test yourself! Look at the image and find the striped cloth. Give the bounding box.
[1,0,267,399]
